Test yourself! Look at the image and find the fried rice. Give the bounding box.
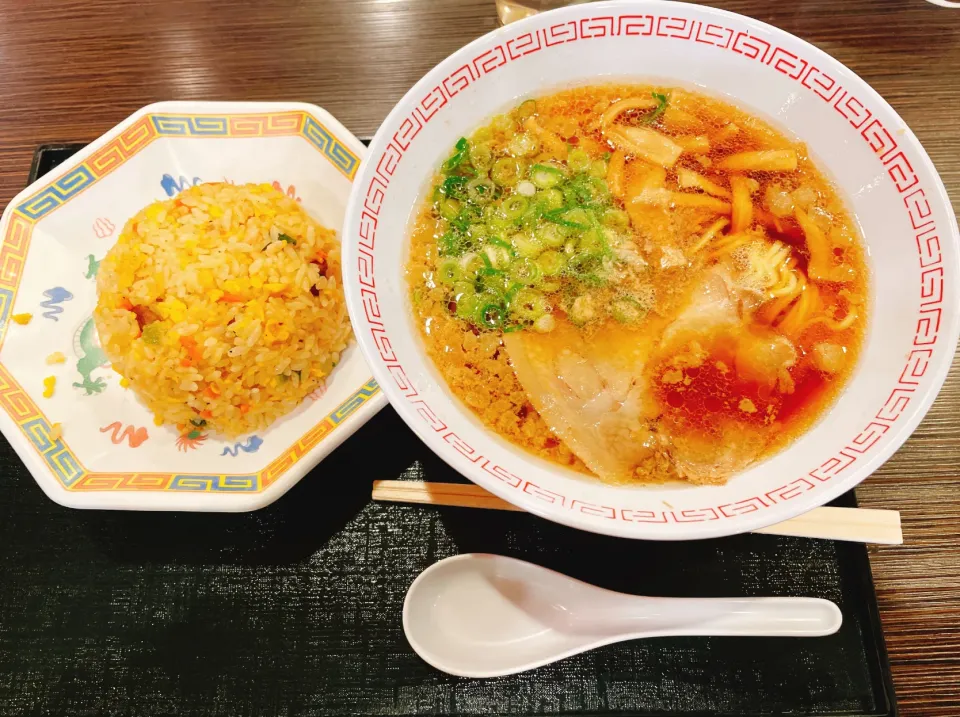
[94,182,352,437]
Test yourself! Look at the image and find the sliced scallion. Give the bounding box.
[469,142,494,170]
[508,132,540,158]
[600,207,630,229]
[535,223,566,248]
[441,137,470,173]
[436,257,461,285]
[456,292,484,321]
[438,232,462,256]
[510,231,543,259]
[501,195,530,221]
[539,187,565,212]
[503,281,524,308]
[438,197,460,220]
[513,289,549,321]
[478,303,505,330]
[544,206,590,230]
[466,177,496,204]
[440,175,470,198]
[483,206,510,231]
[487,236,517,260]
[452,281,475,302]
[536,250,566,276]
[567,148,591,173]
[578,227,608,256]
[516,180,537,197]
[491,157,524,187]
[515,99,538,121]
[459,252,485,279]
[509,257,543,286]
[458,202,483,223]
[482,243,512,271]
[530,163,565,189]
[565,174,610,207]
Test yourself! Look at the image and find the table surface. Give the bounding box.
[0,0,958,713]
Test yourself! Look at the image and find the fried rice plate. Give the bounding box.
[94,182,352,437]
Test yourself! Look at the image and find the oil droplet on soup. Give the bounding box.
[406,84,868,486]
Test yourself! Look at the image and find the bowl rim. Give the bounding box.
[343,0,960,540]
[0,100,386,511]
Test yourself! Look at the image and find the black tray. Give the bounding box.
[0,143,897,717]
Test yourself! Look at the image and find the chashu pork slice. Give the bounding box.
[503,317,662,482]
[654,267,794,484]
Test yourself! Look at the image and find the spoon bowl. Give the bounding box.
[403,554,843,678]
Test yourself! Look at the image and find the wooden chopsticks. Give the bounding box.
[371,480,903,544]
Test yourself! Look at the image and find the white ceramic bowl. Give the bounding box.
[0,101,385,511]
[342,1,959,540]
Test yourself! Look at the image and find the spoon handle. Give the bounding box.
[610,596,843,638]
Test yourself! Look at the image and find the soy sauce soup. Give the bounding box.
[407,85,867,485]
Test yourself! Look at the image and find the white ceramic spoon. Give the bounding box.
[403,553,843,678]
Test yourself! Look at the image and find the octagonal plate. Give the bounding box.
[0,101,385,510]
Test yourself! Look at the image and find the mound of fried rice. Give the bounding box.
[94,182,351,437]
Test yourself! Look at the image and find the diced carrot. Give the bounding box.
[219,293,245,303]
[180,358,192,368]
[205,385,220,398]
[238,403,250,415]
[179,336,203,362]
[199,410,213,419]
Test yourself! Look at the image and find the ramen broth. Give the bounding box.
[406,85,867,485]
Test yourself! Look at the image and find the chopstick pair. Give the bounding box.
[371,480,903,545]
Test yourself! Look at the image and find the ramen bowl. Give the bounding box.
[342,1,959,539]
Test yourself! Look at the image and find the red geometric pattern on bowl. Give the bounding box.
[353,9,947,525]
